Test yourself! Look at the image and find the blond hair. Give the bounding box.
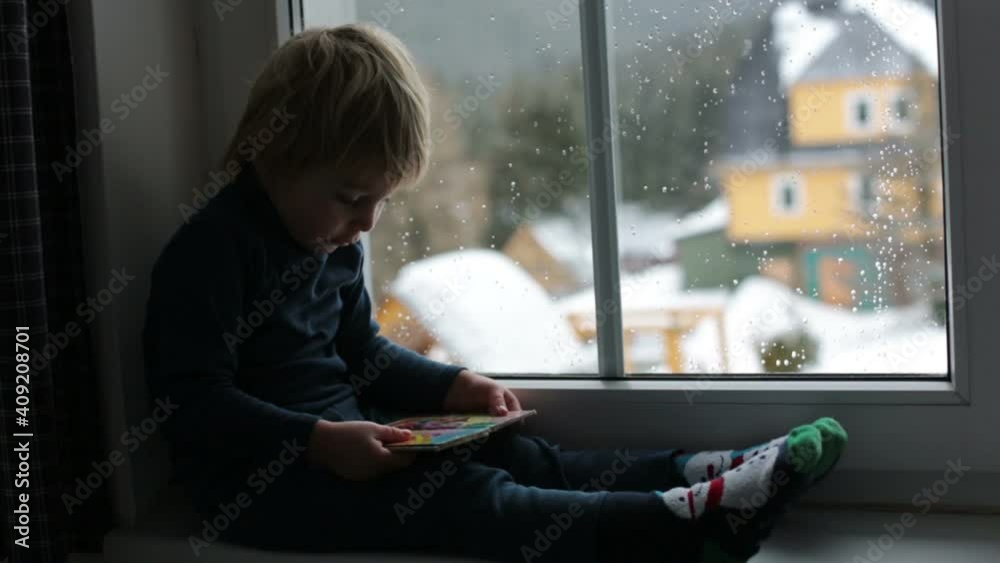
[224,24,430,186]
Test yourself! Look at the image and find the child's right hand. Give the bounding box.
[305,420,416,481]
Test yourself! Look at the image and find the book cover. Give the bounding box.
[385,410,537,452]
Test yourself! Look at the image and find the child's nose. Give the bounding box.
[354,206,378,232]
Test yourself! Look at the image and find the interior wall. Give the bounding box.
[66,0,284,525]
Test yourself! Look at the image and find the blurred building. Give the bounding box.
[714,0,945,309]
[502,202,678,296]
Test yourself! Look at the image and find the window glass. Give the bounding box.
[307,0,598,375]
[610,0,947,375]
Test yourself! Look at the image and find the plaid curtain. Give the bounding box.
[1,1,111,561]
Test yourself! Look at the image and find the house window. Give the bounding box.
[846,91,878,133]
[302,0,949,380]
[891,89,918,133]
[856,174,880,216]
[856,99,871,125]
[771,174,805,216]
[895,97,910,122]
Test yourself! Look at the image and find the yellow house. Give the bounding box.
[502,204,677,297]
[501,219,586,296]
[715,1,945,308]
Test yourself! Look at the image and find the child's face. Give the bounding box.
[269,163,396,253]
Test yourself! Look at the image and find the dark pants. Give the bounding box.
[216,429,699,563]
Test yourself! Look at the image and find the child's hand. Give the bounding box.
[443,370,522,416]
[305,420,416,481]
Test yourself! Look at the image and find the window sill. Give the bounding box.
[499,377,966,405]
[757,507,1000,563]
[101,503,1000,563]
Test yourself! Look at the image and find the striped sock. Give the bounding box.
[673,435,787,485]
[660,425,824,562]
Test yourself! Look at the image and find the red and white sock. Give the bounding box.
[675,436,786,485]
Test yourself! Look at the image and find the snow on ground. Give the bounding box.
[684,276,946,374]
[391,249,596,373]
[392,251,944,376]
[557,264,728,321]
[558,264,728,370]
[807,322,947,374]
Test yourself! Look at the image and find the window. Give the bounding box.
[306,0,598,375]
[286,0,1000,506]
[303,0,948,380]
[856,98,871,125]
[846,91,878,133]
[890,88,918,133]
[896,96,910,122]
[853,174,880,217]
[771,174,805,217]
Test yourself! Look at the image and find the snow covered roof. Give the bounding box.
[390,249,596,373]
[528,217,594,282]
[842,0,938,75]
[527,203,678,282]
[672,198,730,241]
[773,0,938,90]
[617,203,678,260]
[772,2,841,89]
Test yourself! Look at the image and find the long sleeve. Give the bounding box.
[336,250,464,412]
[143,225,320,465]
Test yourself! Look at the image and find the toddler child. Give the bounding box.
[143,24,847,563]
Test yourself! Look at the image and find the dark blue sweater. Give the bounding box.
[142,165,462,505]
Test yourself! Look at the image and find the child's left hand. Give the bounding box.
[443,370,522,416]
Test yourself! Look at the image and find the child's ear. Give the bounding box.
[381,170,401,188]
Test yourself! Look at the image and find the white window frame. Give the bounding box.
[264,0,996,507]
[889,86,919,135]
[848,173,880,217]
[770,172,806,217]
[844,89,879,134]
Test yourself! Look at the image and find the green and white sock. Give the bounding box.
[674,436,786,485]
[808,417,848,484]
[660,425,826,562]
[674,417,848,486]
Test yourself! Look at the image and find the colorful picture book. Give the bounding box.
[385,410,537,452]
